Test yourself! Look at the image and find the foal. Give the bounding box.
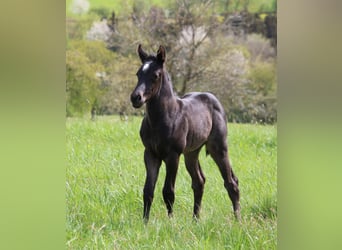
[130,44,240,222]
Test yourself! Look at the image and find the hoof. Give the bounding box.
[143,217,149,224]
[192,214,200,222]
[234,210,241,221]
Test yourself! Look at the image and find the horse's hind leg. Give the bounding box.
[184,149,206,218]
[207,140,240,220]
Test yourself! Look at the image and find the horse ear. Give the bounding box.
[156,45,166,64]
[137,44,148,63]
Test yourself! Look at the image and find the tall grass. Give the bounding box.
[66,116,276,249]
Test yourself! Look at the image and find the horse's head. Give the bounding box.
[130,44,166,108]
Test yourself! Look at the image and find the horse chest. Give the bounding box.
[140,122,184,157]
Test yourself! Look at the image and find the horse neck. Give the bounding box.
[146,70,178,122]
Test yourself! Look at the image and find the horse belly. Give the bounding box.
[184,116,212,153]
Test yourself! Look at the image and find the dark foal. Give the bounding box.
[130,44,240,222]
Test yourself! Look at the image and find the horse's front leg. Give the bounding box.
[143,149,161,223]
[162,151,180,217]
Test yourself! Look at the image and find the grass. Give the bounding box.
[66,115,277,249]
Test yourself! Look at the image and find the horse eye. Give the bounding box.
[154,72,161,79]
[153,72,160,80]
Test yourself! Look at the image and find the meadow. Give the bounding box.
[66,116,277,249]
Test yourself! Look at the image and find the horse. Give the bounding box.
[130,44,240,222]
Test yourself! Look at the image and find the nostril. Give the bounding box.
[131,93,141,103]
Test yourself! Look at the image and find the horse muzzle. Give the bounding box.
[130,92,145,108]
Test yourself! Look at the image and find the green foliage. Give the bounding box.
[247,61,277,123]
[66,0,277,123]
[249,61,276,96]
[68,40,117,72]
[66,50,99,116]
[97,54,139,115]
[66,16,94,40]
[88,6,112,18]
[66,116,277,249]
[66,40,116,116]
[66,0,276,17]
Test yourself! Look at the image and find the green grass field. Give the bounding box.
[66,116,277,249]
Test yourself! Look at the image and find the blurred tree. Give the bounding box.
[66,0,277,123]
[128,0,218,96]
[66,50,102,116]
[97,54,139,116]
[66,41,115,116]
[247,60,277,123]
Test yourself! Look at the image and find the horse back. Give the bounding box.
[181,92,227,120]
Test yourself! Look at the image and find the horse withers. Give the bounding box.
[130,44,240,222]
